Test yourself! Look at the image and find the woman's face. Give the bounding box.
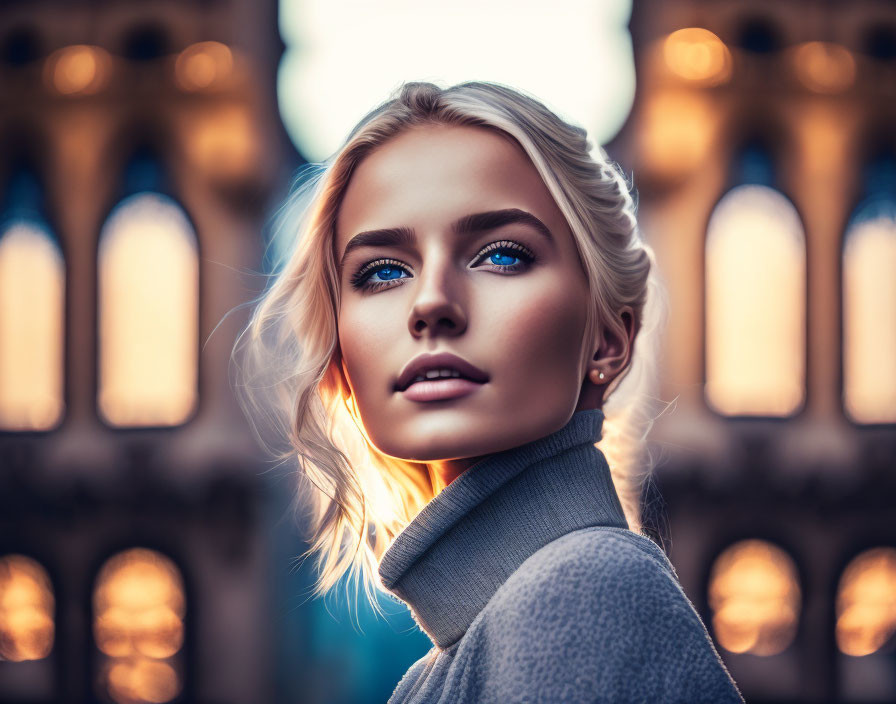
[335,124,593,481]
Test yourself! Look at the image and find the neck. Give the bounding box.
[428,403,606,488]
[427,456,482,488]
[379,408,628,648]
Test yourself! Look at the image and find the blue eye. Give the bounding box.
[489,251,520,267]
[474,240,535,271]
[350,259,411,290]
[371,266,405,281]
[349,239,536,293]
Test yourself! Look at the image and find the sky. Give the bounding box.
[277,0,636,161]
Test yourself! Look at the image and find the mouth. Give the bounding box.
[394,351,489,394]
[398,376,487,402]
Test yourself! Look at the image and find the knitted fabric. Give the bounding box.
[378,409,744,703]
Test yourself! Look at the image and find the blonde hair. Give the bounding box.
[231,81,665,613]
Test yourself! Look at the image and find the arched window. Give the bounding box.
[705,184,806,416]
[0,554,55,661]
[93,548,185,704]
[708,539,801,656]
[97,192,198,427]
[842,161,896,424]
[0,170,65,431]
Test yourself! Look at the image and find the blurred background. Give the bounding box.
[1,0,894,702]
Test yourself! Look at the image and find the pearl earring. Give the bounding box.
[598,371,605,380]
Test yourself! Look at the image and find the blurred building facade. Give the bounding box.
[2,0,895,703]
[0,0,289,702]
[612,1,896,702]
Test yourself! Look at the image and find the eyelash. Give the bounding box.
[348,240,537,292]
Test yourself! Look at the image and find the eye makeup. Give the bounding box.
[348,238,538,292]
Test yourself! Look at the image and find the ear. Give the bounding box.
[585,306,639,391]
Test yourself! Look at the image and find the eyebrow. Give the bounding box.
[338,208,554,271]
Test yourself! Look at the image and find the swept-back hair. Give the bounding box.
[231,81,665,613]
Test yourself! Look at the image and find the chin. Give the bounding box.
[361,404,567,463]
[366,419,490,463]
[372,434,476,463]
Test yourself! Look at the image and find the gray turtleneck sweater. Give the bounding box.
[377,409,745,703]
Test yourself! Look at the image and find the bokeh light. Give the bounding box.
[175,41,234,92]
[663,27,732,85]
[0,220,65,431]
[182,106,257,178]
[0,554,55,662]
[836,548,896,656]
[792,42,856,94]
[709,540,801,656]
[44,44,111,96]
[106,659,180,704]
[641,91,716,178]
[94,549,185,704]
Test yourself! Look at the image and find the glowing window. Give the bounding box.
[0,554,55,661]
[0,220,65,431]
[708,539,801,655]
[843,207,896,423]
[836,547,896,656]
[97,193,198,427]
[93,548,185,704]
[705,185,806,416]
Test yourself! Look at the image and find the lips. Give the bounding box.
[394,351,489,392]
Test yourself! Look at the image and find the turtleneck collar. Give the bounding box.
[377,409,628,649]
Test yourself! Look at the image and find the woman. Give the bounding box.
[234,81,744,703]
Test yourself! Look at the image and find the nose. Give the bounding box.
[407,256,468,339]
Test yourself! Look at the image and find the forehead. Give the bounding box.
[334,124,565,253]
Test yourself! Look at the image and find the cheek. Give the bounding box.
[486,281,587,388]
[336,309,366,393]
[337,298,400,393]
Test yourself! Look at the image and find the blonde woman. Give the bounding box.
[234,81,744,703]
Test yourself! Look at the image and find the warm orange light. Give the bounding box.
[175,41,233,91]
[705,185,806,416]
[843,214,896,423]
[0,222,65,431]
[94,549,185,703]
[107,658,180,704]
[709,540,801,656]
[663,28,732,86]
[96,560,184,614]
[641,92,716,178]
[836,548,896,656]
[98,193,199,427]
[793,42,855,94]
[185,107,257,178]
[799,104,847,179]
[44,44,111,95]
[0,555,55,662]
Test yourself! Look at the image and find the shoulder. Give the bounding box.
[387,646,439,703]
[491,526,680,618]
[473,527,744,703]
[487,526,706,653]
